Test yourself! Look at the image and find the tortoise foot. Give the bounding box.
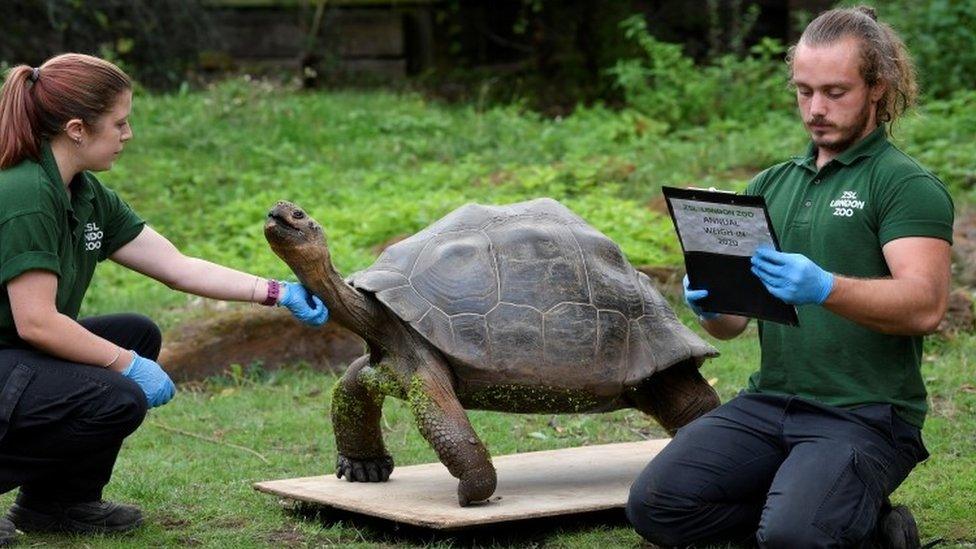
[335,454,394,482]
[457,464,497,506]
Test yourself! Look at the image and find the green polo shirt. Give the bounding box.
[744,125,954,427]
[0,143,145,348]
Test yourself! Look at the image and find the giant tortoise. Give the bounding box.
[265,197,720,506]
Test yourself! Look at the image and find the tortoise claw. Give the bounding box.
[335,454,394,482]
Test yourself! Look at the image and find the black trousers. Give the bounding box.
[627,392,929,548]
[0,314,159,504]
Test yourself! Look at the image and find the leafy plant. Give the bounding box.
[0,0,213,90]
[608,15,792,130]
[706,0,762,58]
[858,0,976,100]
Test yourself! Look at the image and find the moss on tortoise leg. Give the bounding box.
[330,356,392,462]
[331,380,366,424]
[407,375,436,417]
[360,363,407,403]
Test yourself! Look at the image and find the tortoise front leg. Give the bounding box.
[627,359,721,436]
[332,354,396,482]
[409,354,496,506]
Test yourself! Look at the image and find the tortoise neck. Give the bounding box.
[296,249,385,345]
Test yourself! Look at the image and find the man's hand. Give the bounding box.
[122,352,176,408]
[683,275,719,320]
[750,247,834,305]
[279,282,329,326]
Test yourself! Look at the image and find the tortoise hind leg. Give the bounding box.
[332,355,396,482]
[409,352,496,506]
[627,359,720,436]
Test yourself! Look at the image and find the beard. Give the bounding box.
[806,99,873,153]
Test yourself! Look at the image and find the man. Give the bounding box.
[627,6,952,548]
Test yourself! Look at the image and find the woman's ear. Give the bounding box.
[63,118,86,146]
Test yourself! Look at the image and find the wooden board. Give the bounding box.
[253,439,669,530]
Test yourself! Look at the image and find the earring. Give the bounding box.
[74,139,82,148]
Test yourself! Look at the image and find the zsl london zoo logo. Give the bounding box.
[84,222,103,251]
[830,190,865,218]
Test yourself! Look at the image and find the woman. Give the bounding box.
[0,54,328,544]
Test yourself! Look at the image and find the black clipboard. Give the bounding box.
[662,186,799,326]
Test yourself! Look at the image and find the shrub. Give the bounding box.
[608,14,793,130]
[0,0,213,90]
[840,0,976,100]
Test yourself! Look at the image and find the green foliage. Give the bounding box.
[0,0,212,90]
[898,91,976,201]
[705,0,762,58]
[865,0,976,100]
[427,0,638,111]
[608,15,793,130]
[2,325,972,546]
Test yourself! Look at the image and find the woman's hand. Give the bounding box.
[121,352,176,408]
[279,282,329,326]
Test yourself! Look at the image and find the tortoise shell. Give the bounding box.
[350,198,717,396]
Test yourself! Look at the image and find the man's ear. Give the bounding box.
[63,118,86,144]
[869,81,887,104]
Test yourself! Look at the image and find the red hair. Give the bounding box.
[0,53,131,169]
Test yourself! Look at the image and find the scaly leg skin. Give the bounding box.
[627,359,721,436]
[332,355,395,482]
[408,355,496,506]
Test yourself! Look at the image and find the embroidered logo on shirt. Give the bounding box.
[829,190,866,217]
[84,222,103,251]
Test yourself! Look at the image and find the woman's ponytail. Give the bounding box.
[0,65,41,169]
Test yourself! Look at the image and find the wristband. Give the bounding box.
[103,347,123,368]
[262,279,281,306]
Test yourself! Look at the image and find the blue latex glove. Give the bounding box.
[279,282,329,326]
[750,247,834,305]
[683,275,719,320]
[122,352,176,408]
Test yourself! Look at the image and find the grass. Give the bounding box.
[4,325,972,547]
[7,80,974,547]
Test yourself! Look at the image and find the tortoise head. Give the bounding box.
[264,201,328,264]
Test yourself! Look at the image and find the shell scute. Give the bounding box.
[487,219,589,310]
[411,231,498,316]
[370,237,428,278]
[573,224,644,317]
[544,302,598,367]
[353,269,409,292]
[450,314,490,370]
[414,306,455,355]
[595,310,630,393]
[375,284,430,323]
[485,303,544,378]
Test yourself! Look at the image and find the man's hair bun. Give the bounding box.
[855,6,878,21]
